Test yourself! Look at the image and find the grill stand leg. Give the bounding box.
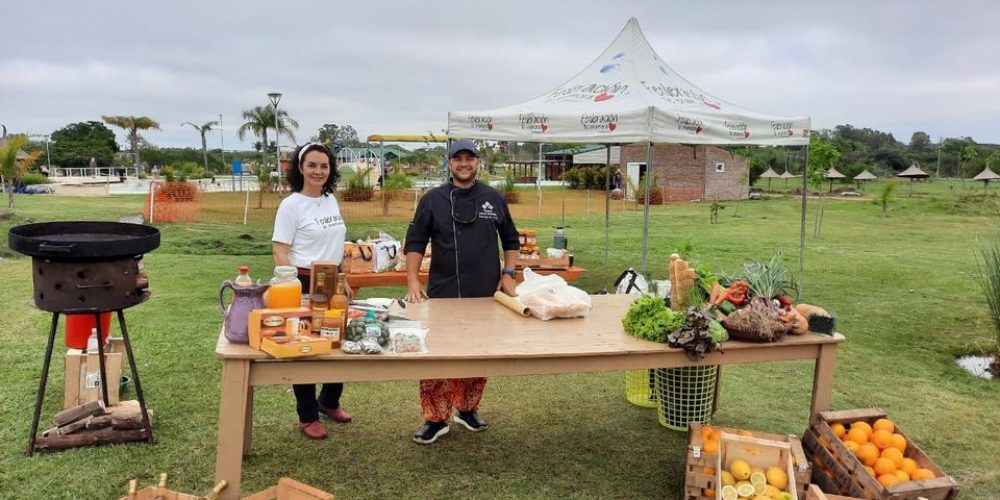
[117,310,154,443]
[94,312,111,407]
[26,313,60,457]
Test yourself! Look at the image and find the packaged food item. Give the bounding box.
[268,266,302,308]
[234,265,253,286]
[387,320,429,354]
[320,309,343,348]
[310,272,330,332]
[247,307,312,349]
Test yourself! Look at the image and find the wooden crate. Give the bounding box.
[718,432,799,499]
[804,484,863,500]
[242,477,334,500]
[685,422,810,500]
[802,408,959,500]
[63,337,124,409]
[516,254,570,269]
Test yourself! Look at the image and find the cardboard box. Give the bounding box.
[260,334,332,359]
[63,337,124,409]
[685,422,810,500]
[802,408,959,500]
[248,307,312,349]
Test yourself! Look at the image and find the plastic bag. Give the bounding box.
[373,232,400,273]
[613,268,648,295]
[387,320,429,354]
[515,268,592,321]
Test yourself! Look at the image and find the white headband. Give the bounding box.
[297,142,326,163]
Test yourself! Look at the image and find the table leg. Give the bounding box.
[216,359,251,500]
[244,386,254,454]
[811,343,838,416]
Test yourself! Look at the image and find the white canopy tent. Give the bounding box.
[447,17,811,275]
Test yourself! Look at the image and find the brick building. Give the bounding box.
[620,143,748,202]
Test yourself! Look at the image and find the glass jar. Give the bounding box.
[268,265,302,309]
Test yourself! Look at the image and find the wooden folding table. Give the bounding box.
[214,294,842,498]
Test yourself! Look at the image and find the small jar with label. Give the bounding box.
[321,309,344,348]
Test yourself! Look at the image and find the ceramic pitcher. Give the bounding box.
[219,280,269,344]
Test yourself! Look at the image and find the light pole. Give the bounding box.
[268,92,282,175]
[29,134,52,173]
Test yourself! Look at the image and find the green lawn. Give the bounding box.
[0,187,998,499]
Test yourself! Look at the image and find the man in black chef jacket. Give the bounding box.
[403,138,521,445]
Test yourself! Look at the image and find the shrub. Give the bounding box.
[562,167,581,188]
[20,173,51,185]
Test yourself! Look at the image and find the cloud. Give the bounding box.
[2,0,998,148]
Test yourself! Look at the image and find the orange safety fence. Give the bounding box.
[143,184,681,226]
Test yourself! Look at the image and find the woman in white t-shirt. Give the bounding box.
[272,142,352,440]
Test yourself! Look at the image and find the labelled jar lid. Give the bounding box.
[273,265,297,276]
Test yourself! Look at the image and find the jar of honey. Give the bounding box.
[268,265,302,309]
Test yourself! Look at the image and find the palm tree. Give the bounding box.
[102,115,161,171]
[183,120,219,173]
[237,105,299,170]
[1,134,41,212]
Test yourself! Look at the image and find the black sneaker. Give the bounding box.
[453,411,489,432]
[412,421,449,445]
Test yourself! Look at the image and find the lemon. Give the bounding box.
[736,482,755,498]
[720,470,736,487]
[765,466,789,491]
[752,481,768,496]
[749,472,767,485]
[774,493,793,500]
[721,484,739,500]
[751,466,765,476]
[764,485,782,497]
[730,459,752,480]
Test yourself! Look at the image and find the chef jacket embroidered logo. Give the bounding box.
[479,201,498,220]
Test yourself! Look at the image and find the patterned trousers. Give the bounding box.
[419,377,487,422]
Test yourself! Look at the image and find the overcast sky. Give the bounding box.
[2,1,998,151]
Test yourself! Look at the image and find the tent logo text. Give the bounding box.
[468,115,494,131]
[580,113,619,132]
[770,121,795,137]
[676,116,704,135]
[639,80,722,110]
[544,82,628,103]
[519,114,550,133]
[724,121,751,139]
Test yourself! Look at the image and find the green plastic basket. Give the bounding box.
[624,369,658,408]
[654,366,718,431]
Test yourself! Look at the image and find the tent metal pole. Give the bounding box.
[604,143,611,265]
[537,143,543,217]
[799,144,811,294]
[641,141,653,275]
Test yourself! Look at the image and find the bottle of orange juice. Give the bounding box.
[268,265,302,309]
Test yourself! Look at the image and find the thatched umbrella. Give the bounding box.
[854,169,877,191]
[779,169,799,190]
[897,163,930,195]
[759,166,780,191]
[972,167,1000,195]
[825,167,846,192]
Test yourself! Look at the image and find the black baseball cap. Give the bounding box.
[448,139,480,158]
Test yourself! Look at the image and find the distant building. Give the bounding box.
[620,144,749,201]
